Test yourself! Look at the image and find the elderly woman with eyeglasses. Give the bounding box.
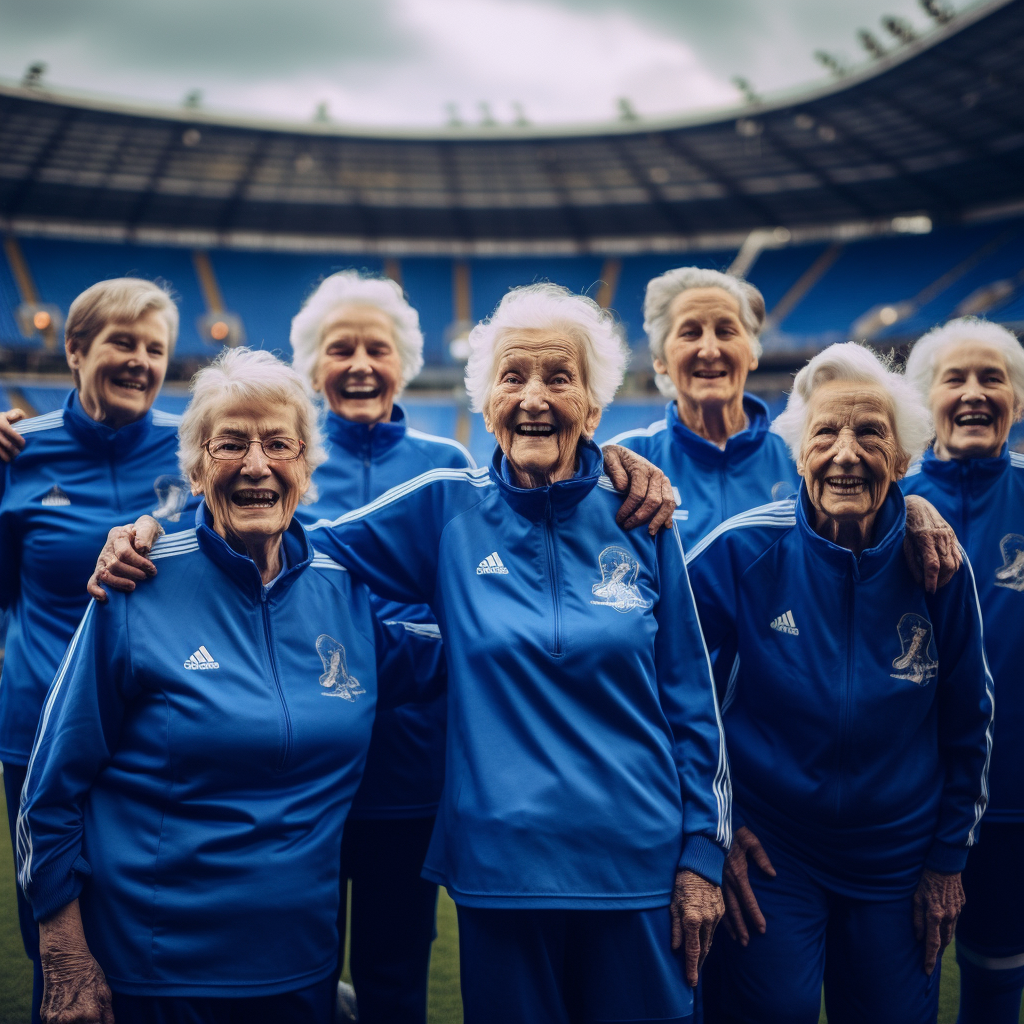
[687,343,993,1024]
[901,318,1024,1024]
[17,348,445,1024]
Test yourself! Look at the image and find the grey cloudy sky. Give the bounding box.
[0,0,957,127]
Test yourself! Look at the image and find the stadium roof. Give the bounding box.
[1,0,1023,254]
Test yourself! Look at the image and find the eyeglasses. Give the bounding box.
[203,436,306,462]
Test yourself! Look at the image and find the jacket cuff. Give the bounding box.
[924,840,969,875]
[28,850,90,923]
[678,834,725,887]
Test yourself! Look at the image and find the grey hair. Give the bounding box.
[643,267,766,398]
[66,277,179,355]
[178,347,327,504]
[464,283,629,415]
[289,270,424,392]
[772,342,933,468]
[905,317,1024,414]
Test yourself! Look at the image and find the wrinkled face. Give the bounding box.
[798,380,906,525]
[930,340,1019,460]
[67,309,170,428]
[192,400,311,545]
[654,287,758,408]
[483,329,601,484]
[313,304,403,424]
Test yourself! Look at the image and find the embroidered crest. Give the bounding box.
[994,533,1024,592]
[316,634,365,700]
[152,475,189,522]
[590,546,652,614]
[890,613,939,685]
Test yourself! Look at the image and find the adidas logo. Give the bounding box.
[184,645,220,670]
[41,485,71,507]
[770,610,799,636]
[476,552,509,576]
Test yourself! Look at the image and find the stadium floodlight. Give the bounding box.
[197,311,245,348]
[16,302,63,350]
[852,300,915,339]
[892,215,932,234]
[857,30,888,59]
[919,0,954,24]
[814,52,847,77]
[882,16,918,44]
[953,274,1023,318]
[21,62,47,89]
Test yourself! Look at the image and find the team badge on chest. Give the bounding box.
[890,613,938,685]
[994,533,1024,592]
[152,475,190,522]
[590,546,652,613]
[317,634,365,700]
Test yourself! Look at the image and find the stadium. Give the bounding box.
[0,0,1023,1021]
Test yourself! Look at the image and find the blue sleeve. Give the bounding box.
[655,529,731,886]
[684,531,741,655]
[372,613,447,708]
[924,553,995,874]
[16,595,137,921]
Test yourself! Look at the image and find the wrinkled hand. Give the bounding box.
[913,869,965,975]
[40,949,114,1024]
[903,495,961,594]
[86,516,163,601]
[670,869,724,987]
[0,407,27,463]
[602,444,676,535]
[722,826,776,946]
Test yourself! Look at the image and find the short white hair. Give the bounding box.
[464,283,628,415]
[772,342,933,468]
[289,271,424,392]
[179,347,327,504]
[905,317,1024,413]
[644,267,766,397]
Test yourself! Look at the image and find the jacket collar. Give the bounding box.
[489,439,604,522]
[324,403,406,458]
[795,480,906,581]
[62,390,154,457]
[918,443,1010,485]
[667,393,772,466]
[194,500,313,598]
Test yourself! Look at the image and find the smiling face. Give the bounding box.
[66,308,170,428]
[313,303,403,425]
[798,380,906,532]
[654,287,758,411]
[930,340,1020,460]
[191,399,311,547]
[483,329,601,488]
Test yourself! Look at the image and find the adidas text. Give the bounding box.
[770,610,799,636]
[477,552,509,575]
[184,645,220,670]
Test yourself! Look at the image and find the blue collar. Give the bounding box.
[194,500,313,597]
[62,390,154,457]
[324,404,406,458]
[919,443,1010,485]
[795,481,906,581]
[667,393,772,465]
[489,439,604,522]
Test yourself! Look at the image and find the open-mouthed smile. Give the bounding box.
[824,476,868,495]
[515,423,556,436]
[112,377,147,392]
[340,382,382,399]
[693,369,728,379]
[953,411,993,427]
[231,489,280,508]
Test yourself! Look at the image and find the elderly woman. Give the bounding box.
[17,347,444,1024]
[902,318,1024,1024]
[0,278,196,1022]
[686,343,993,1024]
[610,267,959,590]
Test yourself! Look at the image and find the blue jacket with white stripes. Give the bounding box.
[902,445,1024,823]
[306,439,731,908]
[607,395,800,550]
[296,404,474,819]
[0,391,198,765]
[17,503,443,997]
[686,485,993,897]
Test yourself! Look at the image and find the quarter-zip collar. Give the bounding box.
[194,500,312,598]
[918,443,1010,489]
[795,480,905,582]
[490,439,604,523]
[62,389,154,458]
[667,393,771,467]
[324,404,406,459]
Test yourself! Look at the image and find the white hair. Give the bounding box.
[179,347,327,504]
[905,317,1024,414]
[643,267,766,398]
[289,270,424,392]
[772,342,933,468]
[464,283,628,415]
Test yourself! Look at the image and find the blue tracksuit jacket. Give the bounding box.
[17,503,443,997]
[295,404,474,819]
[903,445,1024,823]
[307,440,731,908]
[607,395,800,549]
[0,391,198,765]
[686,486,993,897]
